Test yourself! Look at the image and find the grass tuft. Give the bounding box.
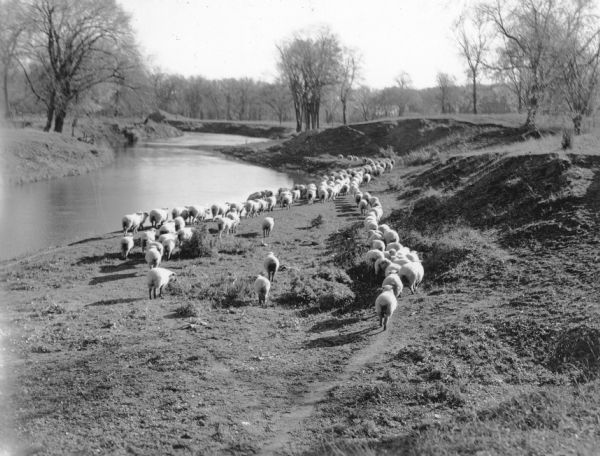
[550,324,600,382]
[179,226,215,258]
[173,302,198,318]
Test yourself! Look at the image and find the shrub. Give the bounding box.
[173,302,198,318]
[396,147,441,167]
[284,271,355,311]
[179,226,215,258]
[550,324,600,382]
[310,214,325,229]
[561,128,573,150]
[218,237,254,255]
[316,266,353,285]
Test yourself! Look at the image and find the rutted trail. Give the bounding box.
[259,195,396,455]
[260,324,393,455]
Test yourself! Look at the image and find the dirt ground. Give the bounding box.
[2,123,600,455]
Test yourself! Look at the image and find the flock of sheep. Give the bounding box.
[118,155,423,330]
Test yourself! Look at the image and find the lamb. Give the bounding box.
[214,215,233,238]
[146,240,164,256]
[122,212,148,234]
[159,221,177,235]
[145,246,162,269]
[398,261,424,294]
[262,217,275,238]
[254,275,271,306]
[120,235,134,259]
[264,252,280,282]
[375,285,398,331]
[382,272,403,297]
[147,267,176,299]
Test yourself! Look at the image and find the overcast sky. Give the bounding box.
[118,0,471,89]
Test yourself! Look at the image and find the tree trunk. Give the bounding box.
[44,93,55,132]
[342,100,347,125]
[472,74,478,115]
[54,107,67,133]
[572,114,583,135]
[3,68,11,118]
[524,93,538,129]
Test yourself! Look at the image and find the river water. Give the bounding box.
[0,133,296,261]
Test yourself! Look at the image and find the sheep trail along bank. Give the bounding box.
[2,120,600,455]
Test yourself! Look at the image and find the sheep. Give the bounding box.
[254,275,271,306]
[214,215,233,238]
[375,285,398,331]
[173,216,186,231]
[158,232,177,244]
[162,238,176,260]
[138,228,156,252]
[365,249,385,267]
[122,212,148,235]
[371,239,386,252]
[172,207,189,221]
[159,221,177,235]
[177,227,194,244]
[358,199,369,215]
[374,257,392,276]
[145,246,162,269]
[385,241,403,252]
[382,272,403,297]
[188,205,206,223]
[146,240,164,256]
[147,267,176,299]
[398,261,424,294]
[406,250,421,263]
[149,208,169,228]
[264,252,280,282]
[120,235,134,259]
[262,217,275,238]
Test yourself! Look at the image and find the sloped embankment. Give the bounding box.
[219,118,527,174]
[300,149,600,454]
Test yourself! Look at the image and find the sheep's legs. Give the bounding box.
[159,286,164,298]
[383,316,388,331]
[149,288,152,299]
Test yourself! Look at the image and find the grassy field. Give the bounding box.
[1,121,600,455]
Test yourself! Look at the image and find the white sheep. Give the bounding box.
[145,246,162,269]
[173,216,186,231]
[162,238,176,260]
[159,221,177,235]
[398,261,424,294]
[120,235,134,259]
[264,252,280,282]
[371,239,386,252]
[382,272,403,297]
[262,217,275,238]
[122,212,148,234]
[138,228,156,252]
[177,227,194,244]
[147,267,176,299]
[149,208,169,228]
[375,285,398,331]
[254,275,271,306]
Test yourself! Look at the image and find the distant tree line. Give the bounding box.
[1,0,599,134]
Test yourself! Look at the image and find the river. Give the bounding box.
[0,133,296,261]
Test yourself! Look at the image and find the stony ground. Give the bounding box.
[2,129,600,455]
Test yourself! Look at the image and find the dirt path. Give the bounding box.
[259,196,393,455]
[259,324,391,455]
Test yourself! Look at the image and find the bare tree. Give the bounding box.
[20,0,136,132]
[556,3,600,134]
[354,85,375,121]
[277,28,342,131]
[436,72,456,113]
[483,0,571,129]
[394,71,412,116]
[455,9,490,114]
[339,47,360,125]
[0,0,29,118]
[262,81,292,124]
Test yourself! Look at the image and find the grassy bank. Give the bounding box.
[1,117,182,185]
[1,120,599,455]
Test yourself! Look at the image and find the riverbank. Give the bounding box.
[216,117,538,174]
[148,110,294,139]
[2,119,600,454]
[1,118,182,185]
